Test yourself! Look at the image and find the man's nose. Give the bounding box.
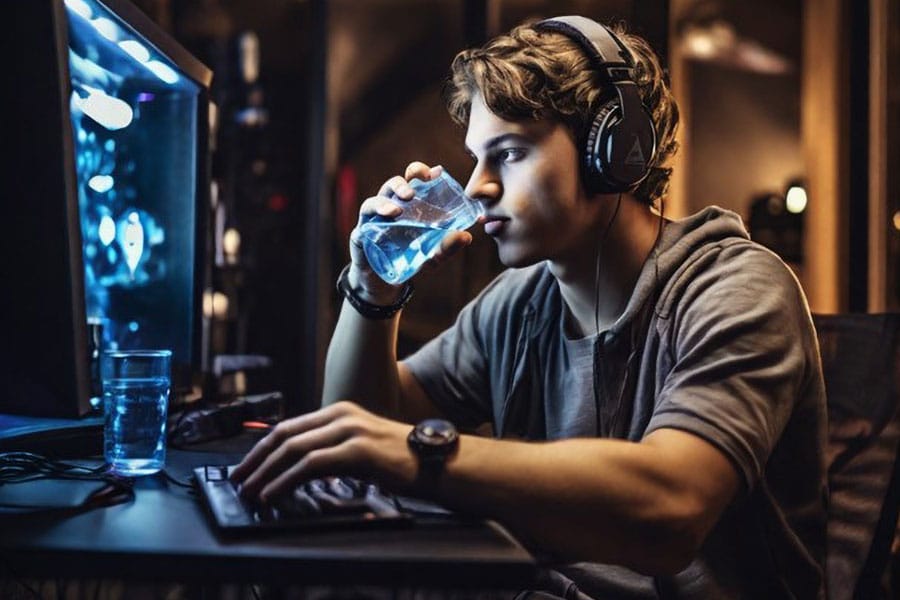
[465,165,501,207]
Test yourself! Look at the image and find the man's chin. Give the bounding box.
[496,245,540,270]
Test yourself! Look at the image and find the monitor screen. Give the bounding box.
[1,0,212,418]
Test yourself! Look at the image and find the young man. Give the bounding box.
[232,16,827,599]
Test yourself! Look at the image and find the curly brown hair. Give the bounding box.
[444,20,679,207]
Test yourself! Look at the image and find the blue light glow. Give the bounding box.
[64,0,92,20]
[128,321,139,332]
[119,211,145,278]
[73,87,134,131]
[98,215,116,246]
[88,174,115,193]
[90,17,118,41]
[118,39,150,63]
[145,60,179,84]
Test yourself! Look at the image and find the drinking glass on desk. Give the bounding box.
[101,349,171,476]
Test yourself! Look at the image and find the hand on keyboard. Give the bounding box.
[195,465,412,530]
[260,476,403,521]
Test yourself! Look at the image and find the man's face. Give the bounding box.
[464,94,603,268]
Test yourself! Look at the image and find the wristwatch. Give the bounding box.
[407,418,459,477]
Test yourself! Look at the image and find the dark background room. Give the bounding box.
[2,0,899,597]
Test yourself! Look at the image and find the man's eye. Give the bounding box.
[497,148,525,163]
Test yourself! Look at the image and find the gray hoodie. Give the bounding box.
[404,206,827,599]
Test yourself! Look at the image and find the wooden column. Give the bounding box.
[665,0,691,219]
[868,0,888,311]
[801,0,849,313]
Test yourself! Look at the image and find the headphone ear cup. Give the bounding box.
[583,99,620,194]
[584,98,657,194]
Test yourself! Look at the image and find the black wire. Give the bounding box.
[592,193,623,436]
[605,200,667,437]
[0,452,111,487]
[654,199,665,315]
[593,193,623,336]
[0,452,135,512]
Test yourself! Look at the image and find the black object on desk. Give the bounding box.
[0,413,103,457]
[0,446,537,589]
[194,464,460,533]
[195,465,412,531]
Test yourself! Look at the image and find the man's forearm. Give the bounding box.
[429,431,739,574]
[322,298,403,416]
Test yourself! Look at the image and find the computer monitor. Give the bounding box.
[1,0,212,418]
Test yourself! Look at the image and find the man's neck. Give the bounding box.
[551,198,662,338]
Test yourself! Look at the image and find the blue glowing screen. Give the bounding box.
[65,0,200,369]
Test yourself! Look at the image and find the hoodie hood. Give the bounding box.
[607,205,751,336]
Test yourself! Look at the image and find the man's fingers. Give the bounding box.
[418,231,473,273]
[259,444,356,502]
[238,419,349,500]
[377,175,415,200]
[231,404,349,484]
[404,162,441,181]
[358,196,402,219]
[440,230,474,255]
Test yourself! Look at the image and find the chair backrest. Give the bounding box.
[813,313,900,600]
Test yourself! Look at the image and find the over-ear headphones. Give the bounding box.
[534,16,658,194]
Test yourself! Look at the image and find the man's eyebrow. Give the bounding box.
[464,133,528,156]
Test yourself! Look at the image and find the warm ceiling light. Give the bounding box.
[785,186,807,214]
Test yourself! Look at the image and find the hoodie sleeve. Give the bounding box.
[645,240,822,490]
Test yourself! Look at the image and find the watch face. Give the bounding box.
[417,419,457,444]
[410,419,459,458]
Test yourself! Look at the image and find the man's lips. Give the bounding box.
[483,216,510,236]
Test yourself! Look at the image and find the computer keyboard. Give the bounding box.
[194,465,450,532]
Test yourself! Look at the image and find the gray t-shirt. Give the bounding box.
[403,207,827,599]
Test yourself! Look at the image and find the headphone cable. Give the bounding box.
[592,193,623,436]
[593,193,623,336]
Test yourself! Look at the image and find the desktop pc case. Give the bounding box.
[1,0,212,418]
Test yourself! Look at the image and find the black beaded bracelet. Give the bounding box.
[336,263,413,320]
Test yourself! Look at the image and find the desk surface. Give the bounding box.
[0,446,536,588]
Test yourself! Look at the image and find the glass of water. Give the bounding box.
[357,170,485,285]
[101,349,171,476]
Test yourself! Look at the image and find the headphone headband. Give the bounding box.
[534,16,635,80]
[533,15,658,194]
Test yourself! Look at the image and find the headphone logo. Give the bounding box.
[624,136,646,167]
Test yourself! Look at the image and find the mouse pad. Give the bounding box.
[0,478,112,514]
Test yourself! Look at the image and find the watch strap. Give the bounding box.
[336,263,413,320]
